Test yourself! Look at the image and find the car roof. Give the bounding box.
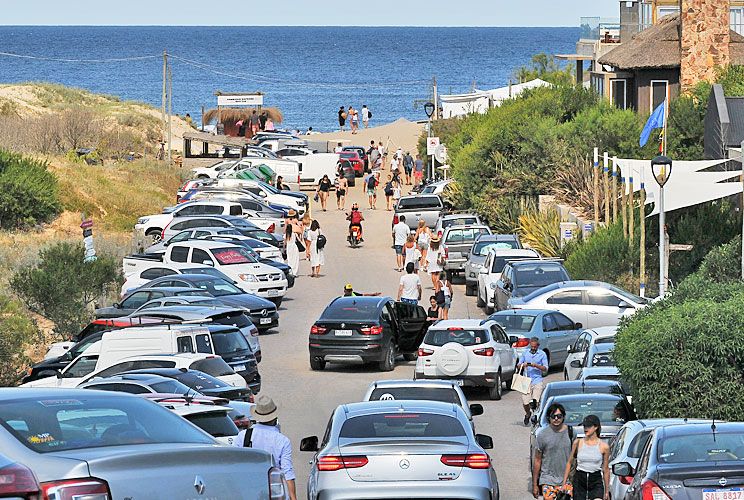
[441,213,479,219]
[326,296,389,308]
[490,308,551,316]
[165,404,232,416]
[508,259,563,267]
[475,233,517,241]
[172,215,259,226]
[134,287,205,294]
[524,280,618,295]
[428,319,491,329]
[150,274,227,283]
[168,240,245,250]
[546,379,621,391]
[121,368,195,377]
[548,393,625,403]
[584,327,618,337]
[0,387,138,400]
[399,194,442,200]
[369,379,461,390]
[487,249,538,257]
[132,306,243,319]
[443,224,490,232]
[580,366,621,376]
[657,422,743,438]
[82,373,173,385]
[120,352,219,361]
[341,400,461,418]
[145,296,221,304]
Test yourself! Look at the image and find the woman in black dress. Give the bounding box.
[317,174,332,211]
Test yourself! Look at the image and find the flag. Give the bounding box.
[640,100,666,147]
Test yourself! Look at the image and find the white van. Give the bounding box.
[293,153,340,190]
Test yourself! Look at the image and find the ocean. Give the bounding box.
[0,26,579,131]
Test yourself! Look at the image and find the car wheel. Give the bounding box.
[465,284,475,296]
[485,304,494,315]
[403,352,417,362]
[270,296,283,307]
[476,291,485,307]
[145,229,162,242]
[488,371,502,400]
[309,357,326,371]
[379,344,395,372]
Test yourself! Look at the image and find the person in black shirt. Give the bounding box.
[426,295,440,321]
[317,175,332,211]
[338,106,347,131]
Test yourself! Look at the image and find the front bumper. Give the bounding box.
[247,311,279,331]
[414,371,500,388]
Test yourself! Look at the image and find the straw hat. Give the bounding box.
[430,235,441,243]
[251,395,279,423]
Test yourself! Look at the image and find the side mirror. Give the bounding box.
[509,336,518,345]
[469,404,484,417]
[37,370,59,379]
[618,301,630,309]
[479,268,488,275]
[567,345,573,353]
[55,370,63,379]
[113,303,121,309]
[570,360,582,368]
[202,260,214,267]
[475,434,493,450]
[574,322,583,330]
[612,462,634,477]
[300,436,319,452]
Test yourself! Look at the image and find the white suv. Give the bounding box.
[414,319,517,400]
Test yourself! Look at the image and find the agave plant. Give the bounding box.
[552,156,610,222]
[518,208,561,257]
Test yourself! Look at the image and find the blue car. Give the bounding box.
[488,309,582,369]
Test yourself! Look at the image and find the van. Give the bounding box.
[296,153,341,189]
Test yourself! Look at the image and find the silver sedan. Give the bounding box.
[300,400,499,500]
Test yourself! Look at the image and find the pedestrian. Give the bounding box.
[317,175,332,211]
[562,414,610,500]
[350,106,359,134]
[436,271,453,319]
[426,295,441,321]
[414,220,431,272]
[234,395,297,500]
[249,110,260,136]
[305,220,325,278]
[336,174,348,210]
[338,106,347,131]
[378,141,386,168]
[361,104,370,128]
[403,151,414,185]
[390,154,400,181]
[403,234,421,271]
[365,172,378,209]
[518,337,549,426]
[392,180,402,205]
[265,116,275,131]
[532,402,575,500]
[237,119,246,137]
[343,283,381,297]
[275,175,287,190]
[427,235,444,289]
[259,112,268,131]
[392,215,410,272]
[413,154,424,186]
[284,220,302,277]
[383,174,394,210]
[397,262,422,304]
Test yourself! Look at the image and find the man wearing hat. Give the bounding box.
[234,395,296,500]
[342,284,380,297]
[517,337,549,426]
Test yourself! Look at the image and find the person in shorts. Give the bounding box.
[413,155,424,185]
[533,402,574,500]
[518,337,549,426]
[392,215,409,272]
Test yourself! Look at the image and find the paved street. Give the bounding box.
[258,183,557,500]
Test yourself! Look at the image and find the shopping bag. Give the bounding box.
[511,367,531,394]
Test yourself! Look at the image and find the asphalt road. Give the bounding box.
[257,182,557,500]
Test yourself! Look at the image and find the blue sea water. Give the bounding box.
[0,26,578,131]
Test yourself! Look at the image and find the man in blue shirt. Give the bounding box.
[518,337,549,426]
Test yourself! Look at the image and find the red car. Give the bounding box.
[339,151,364,176]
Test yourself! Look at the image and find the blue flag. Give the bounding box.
[640,100,666,147]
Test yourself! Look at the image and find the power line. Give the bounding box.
[0,50,160,63]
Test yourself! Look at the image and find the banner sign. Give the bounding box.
[217,94,264,106]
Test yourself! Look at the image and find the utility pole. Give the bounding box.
[167,60,173,163]
[640,170,646,297]
[593,148,600,229]
[603,151,610,224]
[161,49,167,159]
[741,140,744,280]
[432,76,438,120]
[629,175,634,243]
[621,168,627,238]
[612,156,618,223]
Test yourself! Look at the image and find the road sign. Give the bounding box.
[426,137,440,155]
[434,144,448,163]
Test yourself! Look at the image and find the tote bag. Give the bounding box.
[511,367,532,394]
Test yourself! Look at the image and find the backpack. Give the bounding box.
[368,110,373,119]
[316,234,327,250]
[367,176,377,189]
[384,182,393,196]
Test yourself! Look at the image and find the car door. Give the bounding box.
[541,314,562,367]
[545,290,588,326]
[120,291,154,314]
[393,301,428,352]
[584,288,631,327]
[547,312,580,366]
[494,265,512,310]
[478,252,492,302]
[565,332,588,380]
[491,325,515,374]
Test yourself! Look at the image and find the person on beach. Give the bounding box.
[365,172,378,209]
[336,174,348,210]
[317,175,332,211]
[392,180,402,206]
[378,141,386,169]
[237,119,246,137]
[265,117,275,131]
[562,414,610,500]
[368,141,379,171]
[403,234,421,272]
[390,154,400,183]
[384,174,394,211]
[397,262,422,305]
[414,154,424,185]
[415,220,431,272]
[338,106,347,131]
[249,110,260,136]
[259,112,268,131]
[426,296,441,322]
[427,236,444,290]
[392,215,409,272]
[436,271,453,319]
[362,105,370,128]
[350,106,359,134]
[403,151,413,185]
[284,219,301,277]
[305,220,325,278]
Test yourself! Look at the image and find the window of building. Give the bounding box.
[610,79,627,109]
[650,80,668,112]
[591,74,605,98]
[732,7,744,36]
[656,6,679,20]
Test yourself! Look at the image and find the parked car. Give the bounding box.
[415,319,517,400]
[419,179,452,195]
[217,157,301,191]
[338,151,364,176]
[201,233,284,262]
[300,400,498,500]
[95,287,211,318]
[564,327,617,381]
[441,224,492,280]
[341,145,368,170]
[186,189,287,219]
[464,234,523,296]
[190,159,236,179]
[570,342,616,379]
[434,212,484,236]
[120,260,236,296]
[538,379,628,411]
[476,249,541,313]
[616,422,744,500]
[120,367,253,401]
[488,309,583,369]
[78,372,198,395]
[308,296,428,372]
[213,179,306,215]
[135,200,244,241]
[393,194,445,230]
[132,294,223,312]
[492,259,570,312]
[510,280,649,328]
[160,401,240,446]
[0,389,288,499]
[158,215,280,247]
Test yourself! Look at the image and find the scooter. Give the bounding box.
[348,226,361,248]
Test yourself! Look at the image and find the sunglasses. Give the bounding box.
[549,414,565,420]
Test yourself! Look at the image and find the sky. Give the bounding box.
[1,0,617,27]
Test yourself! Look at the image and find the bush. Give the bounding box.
[10,242,122,337]
[0,149,61,229]
[697,236,741,282]
[0,293,38,386]
[518,208,561,257]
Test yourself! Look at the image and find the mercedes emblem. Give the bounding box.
[194,475,206,494]
[719,477,728,487]
[261,309,268,317]
[341,323,345,329]
[399,459,410,470]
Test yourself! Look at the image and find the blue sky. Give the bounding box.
[2,0,617,26]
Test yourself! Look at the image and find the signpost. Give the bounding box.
[427,136,439,180]
[80,214,96,263]
[216,94,264,106]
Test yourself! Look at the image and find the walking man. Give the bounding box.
[532,402,574,500]
[413,154,424,186]
[393,215,410,272]
[249,110,260,137]
[361,104,370,128]
[234,395,297,500]
[397,262,422,304]
[518,337,549,426]
[338,106,347,131]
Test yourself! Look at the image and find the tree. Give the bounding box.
[0,294,38,386]
[10,242,122,337]
[0,149,61,229]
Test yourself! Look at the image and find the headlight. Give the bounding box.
[137,217,149,225]
[239,274,258,282]
[489,283,497,290]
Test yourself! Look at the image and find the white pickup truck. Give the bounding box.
[123,240,287,305]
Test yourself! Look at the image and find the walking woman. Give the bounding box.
[426,236,444,290]
[384,174,394,211]
[403,234,421,272]
[317,175,332,211]
[436,272,453,319]
[426,296,440,322]
[284,220,301,277]
[415,220,431,272]
[305,220,325,278]
[562,415,610,500]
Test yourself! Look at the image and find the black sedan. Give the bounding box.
[138,274,279,331]
[95,287,210,319]
[120,368,253,401]
[618,422,744,500]
[538,379,629,410]
[308,296,428,372]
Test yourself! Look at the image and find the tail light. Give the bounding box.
[393,215,399,225]
[267,223,275,234]
[360,326,383,335]
[513,338,530,348]
[268,466,288,500]
[317,455,368,472]
[473,347,495,357]
[310,325,327,335]
[440,454,491,469]
[444,247,449,259]
[41,478,111,500]
[641,479,671,500]
[0,462,39,497]
[418,348,434,357]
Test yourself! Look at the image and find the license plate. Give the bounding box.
[260,318,272,325]
[455,379,465,386]
[232,365,246,372]
[267,289,279,297]
[704,489,744,500]
[335,330,353,336]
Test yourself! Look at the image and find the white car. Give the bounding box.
[414,319,517,400]
[509,280,649,328]
[120,261,231,296]
[134,200,244,241]
[563,326,617,381]
[190,159,237,179]
[214,179,306,215]
[420,179,452,195]
[476,249,540,314]
[161,403,240,446]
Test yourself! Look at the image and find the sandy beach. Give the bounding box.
[302,117,425,156]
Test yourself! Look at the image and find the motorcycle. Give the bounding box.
[348,225,362,248]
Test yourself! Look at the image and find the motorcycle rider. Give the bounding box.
[346,203,364,242]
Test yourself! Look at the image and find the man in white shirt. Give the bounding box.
[392,215,410,272]
[361,105,370,128]
[397,262,422,304]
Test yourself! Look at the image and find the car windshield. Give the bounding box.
[514,263,569,288]
[212,247,257,265]
[544,384,623,401]
[176,371,231,390]
[185,412,238,438]
[397,197,441,210]
[210,329,252,355]
[190,357,234,377]
[442,217,478,229]
[321,302,379,321]
[181,267,233,281]
[424,328,488,347]
[0,395,214,453]
[149,379,194,394]
[261,182,280,194]
[659,431,744,463]
[192,278,244,297]
[550,398,630,426]
[491,314,536,333]
[608,285,650,305]
[339,413,465,439]
[474,241,518,256]
[369,387,460,405]
[340,152,356,159]
[589,345,615,367]
[492,256,535,273]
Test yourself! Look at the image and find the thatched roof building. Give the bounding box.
[204,107,283,126]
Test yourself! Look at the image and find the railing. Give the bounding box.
[580,16,621,41]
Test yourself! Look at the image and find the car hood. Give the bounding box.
[217,294,275,309]
[467,255,487,267]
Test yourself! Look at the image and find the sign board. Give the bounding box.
[217,94,264,107]
[426,137,440,155]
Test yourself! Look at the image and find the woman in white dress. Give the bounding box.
[426,236,443,290]
[284,222,301,277]
[305,219,325,278]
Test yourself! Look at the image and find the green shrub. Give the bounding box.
[518,208,561,257]
[696,236,741,283]
[10,242,122,337]
[0,293,38,386]
[564,219,640,286]
[0,149,61,228]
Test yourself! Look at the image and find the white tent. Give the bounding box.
[439,79,551,118]
[481,79,551,107]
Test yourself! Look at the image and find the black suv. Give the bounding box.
[309,297,428,372]
[493,259,570,311]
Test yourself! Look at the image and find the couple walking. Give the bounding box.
[338,105,371,133]
[284,213,325,278]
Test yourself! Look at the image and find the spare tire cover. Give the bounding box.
[434,342,469,376]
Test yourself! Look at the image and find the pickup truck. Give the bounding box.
[441,224,492,279]
[392,194,445,230]
[123,240,287,305]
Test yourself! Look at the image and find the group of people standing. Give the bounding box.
[236,110,274,138]
[283,210,326,279]
[338,105,371,133]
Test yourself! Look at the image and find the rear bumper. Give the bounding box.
[235,370,261,394]
[414,371,500,388]
[314,475,497,500]
[444,260,466,272]
[309,342,383,363]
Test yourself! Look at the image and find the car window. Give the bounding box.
[140,268,170,280]
[229,205,242,216]
[586,290,623,307]
[554,313,576,330]
[423,328,488,347]
[195,334,213,354]
[514,263,569,288]
[191,278,242,297]
[190,357,234,377]
[490,325,508,344]
[176,205,200,217]
[552,398,630,427]
[658,432,744,463]
[442,217,478,229]
[396,197,442,210]
[321,301,380,321]
[169,231,193,243]
[542,314,559,332]
[210,329,251,356]
[149,379,194,394]
[628,429,653,459]
[339,413,465,439]
[170,246,189,263]
[475,241,518,255]
[191,248,213,265]
[121,291,151,310]
[547,290,583,305]
[445,229,463,244]
[185,412,238,438]
[369,387,460,405]
[177,336,195,353]
[62,355,99,378]
[609,428,628,461]
[212,247,255,265]
[492,314,536,333]
[85,383,151,394]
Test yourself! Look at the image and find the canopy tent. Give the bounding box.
[439,79,550,119]
[481,79,550,107]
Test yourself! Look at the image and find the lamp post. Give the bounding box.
[651,155,672,296]
[424,102,435,179]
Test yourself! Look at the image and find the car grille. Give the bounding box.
[249,308,277,317]
[256,273,283,282]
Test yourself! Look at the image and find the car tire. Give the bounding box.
[476,291,485,307]
[379,344,395,372]
[145,229,162,242]
[309,357,326,371]
[488,371,502,400]
[486,304,494,315]
[403,352,417,362]
[465,284,475,296]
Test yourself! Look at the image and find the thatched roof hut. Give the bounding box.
[204,107,283,125]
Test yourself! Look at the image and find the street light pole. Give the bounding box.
[651,155,672,297]
[424,101,435,179]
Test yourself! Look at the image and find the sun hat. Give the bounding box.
[286,209,297,217]
[251,395,279,423]
[431,235,441,243]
